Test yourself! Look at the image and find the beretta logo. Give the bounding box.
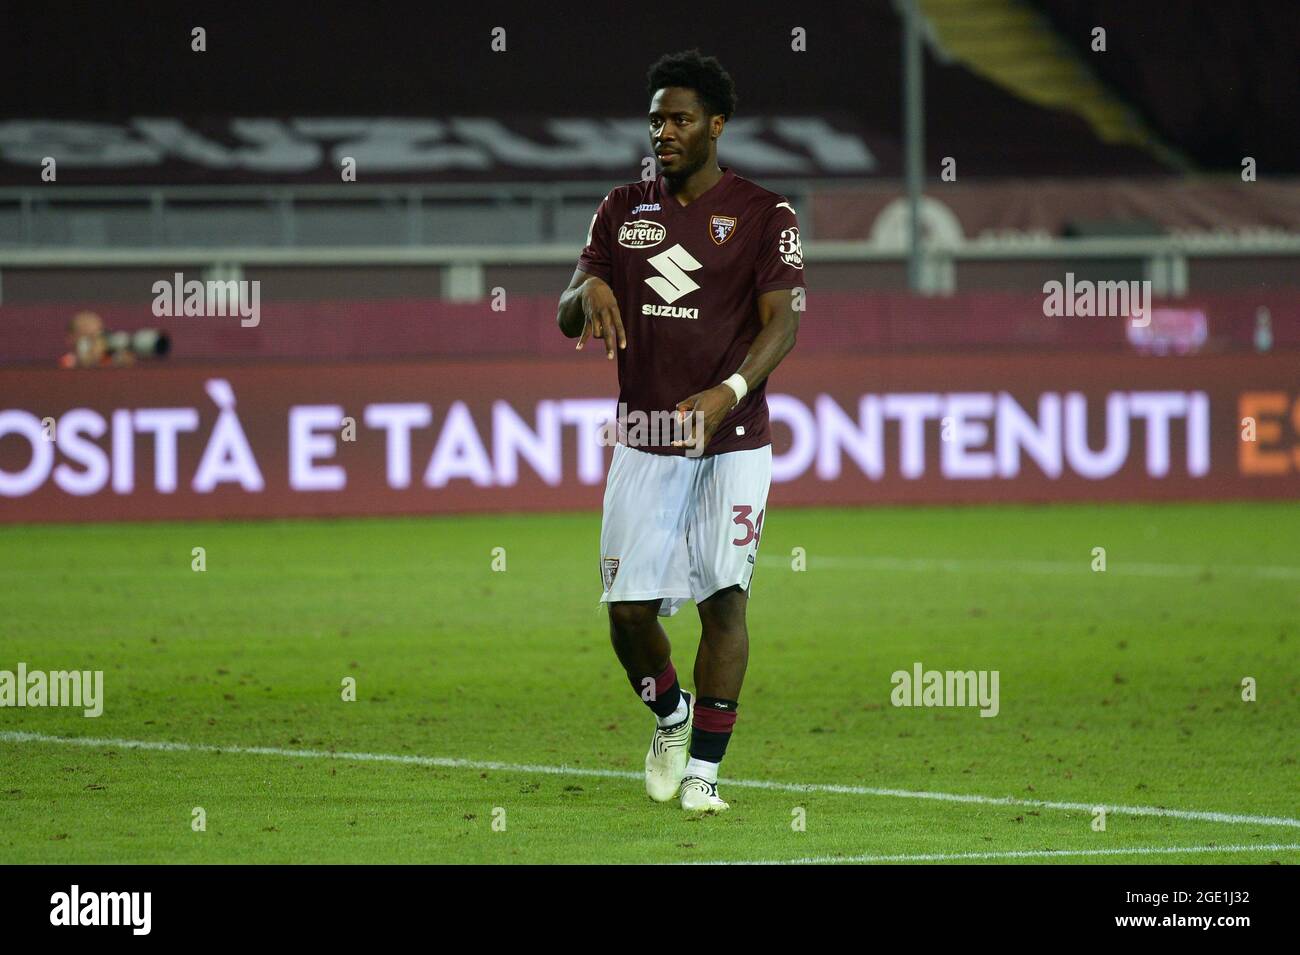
[618,220,667,249]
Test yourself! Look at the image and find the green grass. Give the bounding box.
[0,503,1296,864]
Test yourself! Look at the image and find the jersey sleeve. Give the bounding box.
[576,193,616,283]
[754,200,805,293]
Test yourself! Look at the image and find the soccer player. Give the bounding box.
[556,50,804,812]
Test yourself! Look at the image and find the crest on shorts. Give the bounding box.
[710,215,737,245]
[601,557,620,591]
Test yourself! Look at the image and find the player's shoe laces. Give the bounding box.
[645,690,693,802]
[680,774,730,812]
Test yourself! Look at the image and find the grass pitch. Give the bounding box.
[0,502,1296,864]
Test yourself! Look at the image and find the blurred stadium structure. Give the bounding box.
[1,0,1297,520]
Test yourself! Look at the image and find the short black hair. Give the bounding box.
[646,50,737,120]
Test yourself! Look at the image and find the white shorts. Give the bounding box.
[599,443,773,616]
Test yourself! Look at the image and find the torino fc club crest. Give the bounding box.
[601,557,620,590]
[710,214,737,245]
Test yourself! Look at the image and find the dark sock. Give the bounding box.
[690,697,739,763]
[631,661,682,719]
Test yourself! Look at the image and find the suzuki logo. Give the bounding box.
[644,243,702,304]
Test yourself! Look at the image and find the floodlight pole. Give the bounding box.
[903,0,925,292]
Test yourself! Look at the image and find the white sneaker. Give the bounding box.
[645,690,692,802]
[680,774,730,812]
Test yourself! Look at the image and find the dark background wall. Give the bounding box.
[1,0,896,118]
[2,2,1295,173]
[0,0,1178,177]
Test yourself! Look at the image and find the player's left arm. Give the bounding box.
[675,201,804,451]
[673,288,800,450]
[738,286,801,389]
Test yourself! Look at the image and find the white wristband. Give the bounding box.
[722,373,748,407]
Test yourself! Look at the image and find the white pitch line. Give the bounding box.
[760,554,1300,580]
[694,843,1300,866]
[3,730,1297,831]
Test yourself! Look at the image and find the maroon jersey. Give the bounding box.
[576,167,804,456]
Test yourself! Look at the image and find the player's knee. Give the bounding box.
[699,585,747,630]
[607,600,659,636]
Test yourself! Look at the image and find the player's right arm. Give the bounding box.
[556,193,626,358]
[556,269,625,358]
